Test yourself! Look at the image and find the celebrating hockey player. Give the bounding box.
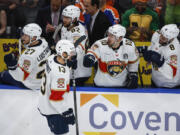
[83,24,139,88]
[0,23,51,90]
[38,40,77,135]
[61,5,92,86]
[141,24,180,88]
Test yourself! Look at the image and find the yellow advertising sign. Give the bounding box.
[135,42,152,86]
[0,39,19,72]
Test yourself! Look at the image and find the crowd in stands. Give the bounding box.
[0,0,179,40]
[0,0,180,89]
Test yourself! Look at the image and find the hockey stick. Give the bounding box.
[138,63,144,87]
[18,38,22,56]
[71,35,86,135]
[72,69,79,135]
[52,23,63,41]
[74,35,86,47]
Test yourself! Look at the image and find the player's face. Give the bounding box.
[63,16,72,27]
[159,34,169,45]
[62,52,69,59]
[21,34,30,45]
[107,33,117,47]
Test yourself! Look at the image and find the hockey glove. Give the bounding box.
[4,53,17,70]
[83,54,96,67]
[67,55,77,69]
[126,72,138,89]
[62,108,75,125]
[150,51,164,67]
[137,46,148,54]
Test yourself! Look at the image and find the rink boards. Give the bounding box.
[0,85,180,135]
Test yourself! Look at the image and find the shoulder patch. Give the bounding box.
[23,59,31,71]
[170,55,177,65]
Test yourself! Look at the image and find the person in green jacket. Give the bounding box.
[165,0,180,26]
[122,0,160,41]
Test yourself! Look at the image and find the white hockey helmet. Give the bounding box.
[22,23,42,40]
[160,24,179,40]
[108,24,126,39]
[56,40,76,59]
[62,5,80,21]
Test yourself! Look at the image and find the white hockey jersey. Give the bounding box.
[61,23,92,79]
[149,31,180,88]
[9,39,51,90]
[87,37,139,87]
[38,55,72,115]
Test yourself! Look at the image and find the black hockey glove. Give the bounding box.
[126,72,138,89]
[137,46,148,54]
[83,54,96,67]
[150,51,164,67]
[67,55,77,69]
[4,53,17,70]
[137,46,154,62]
[62,108,75,125]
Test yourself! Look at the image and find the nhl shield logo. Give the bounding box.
[107,61,126,77]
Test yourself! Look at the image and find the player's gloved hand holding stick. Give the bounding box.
[126,72,138,89]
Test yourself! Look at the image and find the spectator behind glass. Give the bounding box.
[147,0,166,27]
[0,9,7,37]
[0,0,26,38]
[165,0,180,26]
[20,0,43,24]
[83,0,111,47]
[75,0,86,25]
[36,0,64,49]
[122,0,159,42]
[99,0,120,25]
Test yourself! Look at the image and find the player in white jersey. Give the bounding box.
[61,5,91,86]
[83,24,139,88]
[0,23,51,90]
[38,40,77,135]
[140,24,180,88]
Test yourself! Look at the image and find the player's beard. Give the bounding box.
[107,39,112,47]
[159,38,169,46]
[63,22,71,28]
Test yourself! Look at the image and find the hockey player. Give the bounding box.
[83,24,139,88]
[141,24,180,88]
[38,40,77,135]
[0,23,51,90]
[61,5,92,86]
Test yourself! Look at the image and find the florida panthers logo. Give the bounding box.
[22,60,31,71]
[107,61,127,77]
[57,78,65,88]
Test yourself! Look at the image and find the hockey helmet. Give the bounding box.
[56,40,76,59]
[160,24,179,40]
[22,23,42,40]
[62,5,80,21]
[108,24,126,39]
